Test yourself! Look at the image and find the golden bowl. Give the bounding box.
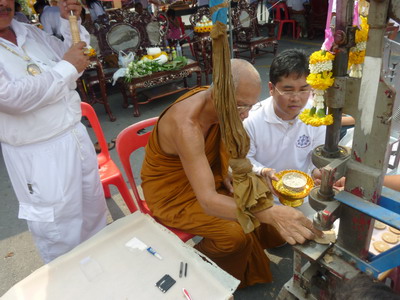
[272,170,314,207]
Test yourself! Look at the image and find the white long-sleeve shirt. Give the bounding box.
[88,2,106,22]
[244,96,326,175]
[0,18,90,146]
[41,6,62,39]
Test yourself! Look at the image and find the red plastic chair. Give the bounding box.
[116,118,195,242]
[273,2,298,40]
[81,102,137,213]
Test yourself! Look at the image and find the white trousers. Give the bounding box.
[2,123,107,263]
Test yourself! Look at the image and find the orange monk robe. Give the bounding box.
[141,87,285,288]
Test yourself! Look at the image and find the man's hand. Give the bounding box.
[261,167,278,196]
[312,168,346,190]
[59,0,83,19]
[256,205,323,245]
[311,168,322,186]
[63,42,90,73]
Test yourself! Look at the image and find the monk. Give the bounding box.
[141,59,321,288]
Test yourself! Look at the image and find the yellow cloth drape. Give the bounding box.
[210,14,273,233]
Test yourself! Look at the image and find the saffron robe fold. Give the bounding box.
[141,88,285,288]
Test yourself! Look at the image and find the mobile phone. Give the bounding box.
[155,274,176,293]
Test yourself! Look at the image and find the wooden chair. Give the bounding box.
[116,118,195,242]
[304,0,328,40]
[83,14,144,112]
[189,7,213,83]
[77,13,144,121]
[137,11,169,49]
[232,0,278,64]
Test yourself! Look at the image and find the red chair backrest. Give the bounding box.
[81,102,111,165]
[116,117,159,213]
[274,2,290,20]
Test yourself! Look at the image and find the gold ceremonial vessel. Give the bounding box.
[272,170,314,207]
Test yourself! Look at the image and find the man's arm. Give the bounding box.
[172,119,321,244]
[244,119,266,175]
[173,121,238,219]
[383,174,400,192]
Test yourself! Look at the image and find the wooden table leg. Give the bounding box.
[128,85,140,117]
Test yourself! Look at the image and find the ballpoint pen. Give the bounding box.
[182,288,193,300]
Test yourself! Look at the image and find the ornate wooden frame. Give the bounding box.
[189,7,212,83]
[232,0,278,64]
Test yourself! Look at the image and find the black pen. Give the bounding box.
[179,261,184,278]
[184,262,188,277]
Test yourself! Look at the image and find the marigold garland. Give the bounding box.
[301,50,334,127]
[299,109,334,127]
[348,15,369,77]
[300,2,369,127]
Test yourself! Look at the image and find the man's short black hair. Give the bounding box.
[331,274,400,300]
[269,49,309,85]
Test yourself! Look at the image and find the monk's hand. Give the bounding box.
[59,0,82,19]
[257,205,323,245]
[223,173,234,194]
[261,168,278,196]
[63,41,90,73]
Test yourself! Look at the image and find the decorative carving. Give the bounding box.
[190,7,212,83]
[84,9,200,119]
[232,0,278,64]
[189,7,211,27]
[124,62,202,117]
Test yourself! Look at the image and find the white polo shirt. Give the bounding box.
[244,97,325,210]
[244,96,326,175]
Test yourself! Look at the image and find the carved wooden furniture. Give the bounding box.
[123,59,202,117]
[78,15,120,121]
[232,0,278,64]
[79,9,201,118]
[77,14,141,121]
[190,7,213,83]
[304,0,328,40]
[78,57,119,121]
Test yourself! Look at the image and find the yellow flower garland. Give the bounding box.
[348,15,369,77]
[309,51,335,65]
[301,50,334,127]
[299,109,334,127]
[306,71,335,91]
[300,3,369,127]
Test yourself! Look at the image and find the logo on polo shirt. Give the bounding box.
[296,135,311,148]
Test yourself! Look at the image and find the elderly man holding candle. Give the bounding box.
[0,0,107,263]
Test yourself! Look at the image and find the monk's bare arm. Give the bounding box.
[172,121,238,220]
[160,108,322,244]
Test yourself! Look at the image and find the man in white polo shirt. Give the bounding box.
[244,49,325,215]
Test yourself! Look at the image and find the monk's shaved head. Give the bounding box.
[231,59,261,91]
